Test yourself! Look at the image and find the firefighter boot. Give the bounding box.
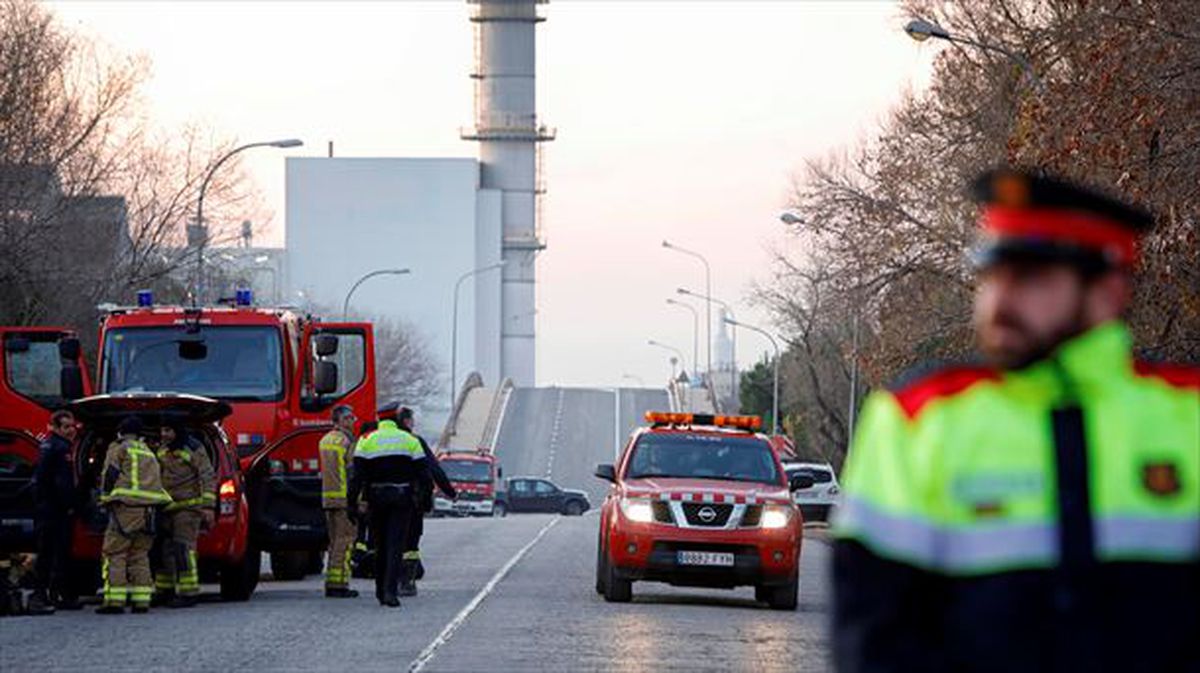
[26,590,55,615]
[398,561,418,598]
[168,594,198,609]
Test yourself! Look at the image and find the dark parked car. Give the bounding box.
[494,477,589,516]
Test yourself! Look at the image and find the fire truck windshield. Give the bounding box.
[626,433,781,485]
[441,459,493,483]
[102,326,284,401]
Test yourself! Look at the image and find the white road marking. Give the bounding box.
[545,388,566,478]
[408,516,562,673]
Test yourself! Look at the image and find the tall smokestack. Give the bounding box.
[462,0,554,387]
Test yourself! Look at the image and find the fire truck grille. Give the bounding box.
[681,502,734,527]
[457,491,487,501]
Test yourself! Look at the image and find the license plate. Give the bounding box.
[677,551,735,567]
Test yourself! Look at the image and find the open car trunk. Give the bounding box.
[0,428,43,551]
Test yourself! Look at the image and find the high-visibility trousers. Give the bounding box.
[325,509,356,590]
[155,510,202,597]
[102,505,155,608]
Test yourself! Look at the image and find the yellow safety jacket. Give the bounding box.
[100,436,172,507]
[158,441,216,513]
[319,428,355,509]
[831,322,1200,673]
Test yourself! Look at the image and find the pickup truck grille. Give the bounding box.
[681,502,734,527]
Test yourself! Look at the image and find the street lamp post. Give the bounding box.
[343,268,411,319]
[193,138,303,303]
[903,18,1044,91]
[677,287,738,410]
[647,339,688,380]
[451,262,506,406]
[724,317,780,434]
[662,241,712,384]
[665,298,699,386]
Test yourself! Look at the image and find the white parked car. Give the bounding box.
[782,461,840,521]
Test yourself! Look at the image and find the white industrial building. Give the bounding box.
[285,158,503,418]
[284,0,551,424]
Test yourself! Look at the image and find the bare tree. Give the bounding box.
[370,314,443,410]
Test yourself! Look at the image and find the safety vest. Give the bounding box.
[100,437,172,507]
[355,420,425,462]
[834,321,1200,574]
[158,443,216,512]
[319,428,355,509]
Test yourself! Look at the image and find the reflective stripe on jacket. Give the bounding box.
[100,437,172,507]
[158,440,216,512]
[319,428,355,509]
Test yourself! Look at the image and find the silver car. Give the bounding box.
[782,461,840,521]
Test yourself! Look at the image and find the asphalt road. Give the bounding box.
[3,386,831,672]
[1,516,831,672]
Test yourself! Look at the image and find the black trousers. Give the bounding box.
[34,514,74,599]
[405,507,424,556]
[368,492,414,602]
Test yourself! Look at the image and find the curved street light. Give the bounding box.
[343,268,411,318]
[678,287,739,409]
[724,316,780,434]
[451,262,507,405]
[194,138,303,303]
[647,339,688,380]
[665,298,699,386]
[662,240,712,382]
[903,18,1043,91]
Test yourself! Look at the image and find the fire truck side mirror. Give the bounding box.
[314,334,339,357]
[497,466,503,479]
[60,365,84,402]
[58,337,81,361]
[314,361,339,396]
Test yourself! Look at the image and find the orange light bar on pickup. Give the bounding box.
[644,412,763,431]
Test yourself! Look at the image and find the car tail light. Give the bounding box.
[219,479,237,516]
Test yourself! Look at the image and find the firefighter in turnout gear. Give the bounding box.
[154,422,215,608]
[348,402,427,607]
[393,406,455,595]
[320,405,359,598]
[97,417,172,614]
[832,169,1200,673]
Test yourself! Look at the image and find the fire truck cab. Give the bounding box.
[0,327,88,550]
[94,293,376,580]
[434,450,501,517]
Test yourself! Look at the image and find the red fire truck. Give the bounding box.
[434,450,502,517]
[92,293,377,580]
[0,326,89,551]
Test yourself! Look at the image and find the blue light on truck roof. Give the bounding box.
[136,290,153,307]
[235,288,253,306]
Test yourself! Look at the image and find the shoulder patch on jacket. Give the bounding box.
[1134,361,1200,391]
[889,364,1000,420]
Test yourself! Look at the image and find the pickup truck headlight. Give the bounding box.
[761,504,793,529]
[619,497,654,523]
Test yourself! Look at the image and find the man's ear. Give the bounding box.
[1085,270,1131,325]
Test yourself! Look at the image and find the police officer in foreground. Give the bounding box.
[154,421,215,608]
[97,417,172,614]
[319,405,359,598]
[393,406,455,596]
[348,402,427,607]
[832,169,1200,672]
[28,410,82,614]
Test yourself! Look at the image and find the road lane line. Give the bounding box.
[408,516,562,673]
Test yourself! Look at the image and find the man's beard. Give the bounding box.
[985,302,1089,371]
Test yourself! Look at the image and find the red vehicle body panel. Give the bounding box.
[599,425,804,591]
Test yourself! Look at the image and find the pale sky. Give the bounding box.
[49,1,933,388]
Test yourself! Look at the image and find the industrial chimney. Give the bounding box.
[462,0,554,387]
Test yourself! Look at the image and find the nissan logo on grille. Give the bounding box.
[698,506,717,523]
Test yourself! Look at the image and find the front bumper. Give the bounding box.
[434,497,494,517]
[608,520,801,589]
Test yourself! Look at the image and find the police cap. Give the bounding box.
[377,401,401,420]
[969,168,1154,272]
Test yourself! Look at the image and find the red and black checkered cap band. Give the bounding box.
[980,206,1139,267]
